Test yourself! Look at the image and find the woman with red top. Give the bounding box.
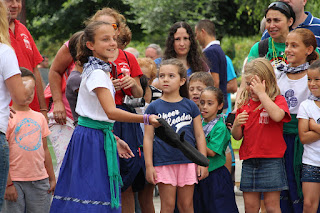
[232,58,291,213]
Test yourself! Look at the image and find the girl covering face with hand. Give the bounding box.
[50,21,159,213]
[232,58,291,213]
[144,58,208,213]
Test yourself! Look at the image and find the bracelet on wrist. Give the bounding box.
[40,108,48,112]
[143,114,150,125]
[6,183,14,188]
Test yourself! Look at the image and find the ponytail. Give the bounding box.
[307,50,319,64]
[77,21,112,66]
[77,33,92,66]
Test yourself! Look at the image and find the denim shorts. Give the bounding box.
[240,158,288,192]
[301,164,320,183]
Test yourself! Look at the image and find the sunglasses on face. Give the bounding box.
[111,23,118,30]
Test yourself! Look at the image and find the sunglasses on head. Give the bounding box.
[111,23,118,30]
[268,1,291,16]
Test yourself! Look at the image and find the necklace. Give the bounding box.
[271,38,286,67]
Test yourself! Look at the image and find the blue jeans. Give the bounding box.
[0,132,9,210]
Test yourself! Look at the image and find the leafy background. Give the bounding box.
[25,0,320,75]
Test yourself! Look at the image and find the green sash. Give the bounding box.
[283,114,303,198]
[78,116,123,208]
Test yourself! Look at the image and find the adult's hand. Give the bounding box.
[53,100,67,124]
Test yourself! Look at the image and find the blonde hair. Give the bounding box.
[0,1,11,46]
[137,58,157,84]
[237,58,280,109]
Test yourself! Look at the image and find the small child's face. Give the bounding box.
[245,75,259,101]
[308,68,320,97]
[199,90,223,122]
[22,76,36,105]
[158,65,185,94]
[189,80,207,106]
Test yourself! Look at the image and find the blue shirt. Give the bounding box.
[145,98,200,166]
[226,56,237,115]
[204,44,228,109]
[262,12,320,49]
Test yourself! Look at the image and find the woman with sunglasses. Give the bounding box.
[247,1,295,69]
[235,2,295,113]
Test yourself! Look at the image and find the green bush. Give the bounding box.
[221,34,261,76]
[35,36,67,66]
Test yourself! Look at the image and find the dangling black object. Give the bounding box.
[154,118,209,167]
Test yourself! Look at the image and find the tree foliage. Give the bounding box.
[26,0,134,41]
[235,0,320,28]
[123,0,258,43]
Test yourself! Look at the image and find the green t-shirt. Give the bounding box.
[203,117,230,172]
[248,37,287,67]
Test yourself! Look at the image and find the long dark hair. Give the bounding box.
[164,22,205,73]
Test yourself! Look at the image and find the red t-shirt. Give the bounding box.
[9,20,43,111]
[111,50,143,105]
[237,95,291,160]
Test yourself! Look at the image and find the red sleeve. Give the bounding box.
[275,95,291,123]
[125,51,143,78]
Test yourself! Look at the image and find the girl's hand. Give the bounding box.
[112,78,122,91]
[233,111,249,127]
[146,166,157,185]
[250,75,266,97]
[116,137,135,159]
[48,179,56,195]
[120,75,137,90]
[197,166,209,181]
[4,185,18,202]
[149,115,161,128]
[309,119,320,133]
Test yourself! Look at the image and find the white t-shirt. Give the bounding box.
[76,69,115,122]
[277,72,310,114]
[0,44,21,133]
[297,99,320,167]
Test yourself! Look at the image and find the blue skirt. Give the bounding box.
[50,126,121,213]
[240,158,288,192]
[280,134,303,213]
[114,105,145,192]
[194,166,238,213]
